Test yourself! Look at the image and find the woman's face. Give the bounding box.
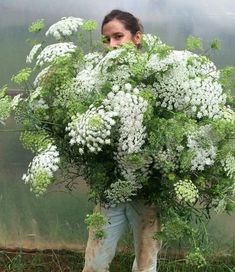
[102,19,141,48]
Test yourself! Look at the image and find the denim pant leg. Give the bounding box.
[126,201,161,272]
[82,203,127,272]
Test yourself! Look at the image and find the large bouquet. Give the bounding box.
[10,17,235,266]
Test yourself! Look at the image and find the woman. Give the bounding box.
[82,10,161,272]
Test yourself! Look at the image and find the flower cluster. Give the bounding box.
[0,87,12,124]
[104,179,142,206]
[10,17,235,259]
[174,179,199,204]
[151,51,226,119]
[33,66,51,87]
[185,247,207,268]
[187,125,217,171]
[105,89,148,154]
[141,33,162,50]
[220,106,235,122]
[83,52,103,69]
[73,66,101,97]
[66,105,117,154]
[36,42,76,66]
[153,148,178,174]
[28,19,45,33]
[46,16,84,40]
[26,44,42,63]
[22,144,60,196]
[11,94,22,110]
[221,153,235,179]
[98,47,145,85]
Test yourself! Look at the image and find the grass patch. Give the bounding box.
[0,249,234,272]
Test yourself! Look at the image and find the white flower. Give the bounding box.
[22,144,60,196]
[104,179,142,205]
[11,94,22,109]
[150,51,225,119]
[33,66,51,87]
[187,125,217,171]
[174,179,199,204]
[67,105,117,153]
[219,106,235,123]
[112,85,120,92]
[125,83,132,91]
[73,66,101,97]
[221,153,235,179]
[26,44,42,63]
[36,42,76,66]
[46,17,84,40]
[142,34,162,50]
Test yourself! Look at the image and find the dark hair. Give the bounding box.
[101,9,144,35]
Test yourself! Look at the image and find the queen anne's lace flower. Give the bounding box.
[142,33,162,50]
[104,179,142,206]
[66,105,118,154]
[36,42,76,66]
[22,144,60,196]
[11,94,22,110]
[185,248,206,268]
[83,52,103,69]
[105,90,148,154]
[73,66,101,96]
[33,65,51,87]
[187,125,217,171]
[26,44,42,63]
[221,153,235,179]
[153,148,178,173]
[174,179,199,204]
[102,89,150,200]
[46,16,84,40]
[220,106,235,122]
[27,87,49,110]
[97,48,144,85]
[151,51,226,118]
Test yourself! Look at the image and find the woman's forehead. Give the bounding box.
[102,19,128,35]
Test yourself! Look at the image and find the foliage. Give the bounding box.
[186,36,203,51]
[6,16,235,265]
[28,19,45,33]
[185,247,207,268]
[85,212,108,239]
[210,39,221,50]
[0,85,12,124]
[0,250,234,272]
[11,68,32,85]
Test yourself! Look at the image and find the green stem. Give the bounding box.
[89,31,93,52]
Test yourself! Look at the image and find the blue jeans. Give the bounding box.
[82,200,161,272]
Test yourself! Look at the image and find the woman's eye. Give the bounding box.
[115,35,123,40]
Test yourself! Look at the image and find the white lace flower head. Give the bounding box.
[46,16,84,40]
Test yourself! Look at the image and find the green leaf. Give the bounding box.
[28,19,45,33]
[11,68,32,85]
[210,39,221,50]
[186,36,203,51]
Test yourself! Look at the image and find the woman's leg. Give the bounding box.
[126,201,161,272]
[82,203,127,272]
